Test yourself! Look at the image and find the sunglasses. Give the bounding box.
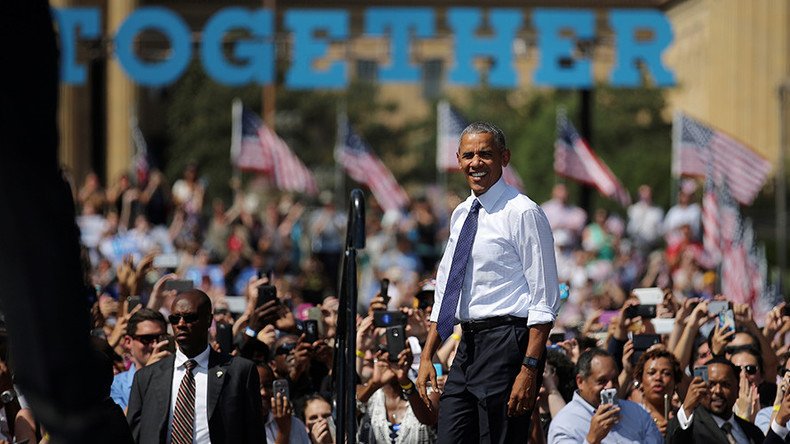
[168,313,200,324]
[133,334,161,345]
[275,342,296,356]
[735,364,759,376]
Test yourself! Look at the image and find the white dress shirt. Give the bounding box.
[168,346,212,444]
[677,406,749,443]
[430,176,560,326]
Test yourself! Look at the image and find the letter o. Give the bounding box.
[115,7,191,86]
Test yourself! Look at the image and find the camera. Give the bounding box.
[600,388,617,405]
[624,304,657,319]
[373,311,407,328]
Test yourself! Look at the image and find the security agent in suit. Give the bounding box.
[127,289,265,443]
[667,357,764,444]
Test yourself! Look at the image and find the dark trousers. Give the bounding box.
[437,324,537,444]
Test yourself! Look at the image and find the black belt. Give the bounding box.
[460,315,528,334]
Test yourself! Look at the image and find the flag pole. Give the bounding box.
[437,100,448,201]
[777,82,789,295]
[231,98,242,181]
[671,110,682,206]
[335,102,347,209]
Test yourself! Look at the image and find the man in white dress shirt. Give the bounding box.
[416,122,560,443]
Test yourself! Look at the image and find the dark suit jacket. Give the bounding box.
[666,406,765,444]
[763,428,787,444]
[126,350,265,444]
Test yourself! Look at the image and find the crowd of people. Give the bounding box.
[1,122,788,444]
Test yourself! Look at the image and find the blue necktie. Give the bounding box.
[437,199,481,341]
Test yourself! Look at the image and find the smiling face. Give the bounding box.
[457,132,510,196]
[705,362,738,418]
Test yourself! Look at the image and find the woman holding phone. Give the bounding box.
[356,344,439,443]
[630,348,683,435]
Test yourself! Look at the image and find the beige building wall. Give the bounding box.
[106,0,138,184]
[665,0,790,165]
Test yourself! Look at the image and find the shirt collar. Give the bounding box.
[174,345,211,370]
[470,174,507,213]
[709,411,738,429]
[572,390,597,415]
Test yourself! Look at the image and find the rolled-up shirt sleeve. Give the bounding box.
[516,208,560,326]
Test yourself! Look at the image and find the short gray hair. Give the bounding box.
[576,348,613,379]
[459,121,506,152]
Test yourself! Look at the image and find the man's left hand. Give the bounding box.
[507,366,537,416]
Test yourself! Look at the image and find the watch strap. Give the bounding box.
[522,356,540,369]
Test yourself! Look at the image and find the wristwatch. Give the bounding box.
[1,389,16,404]
[522,356,540,369]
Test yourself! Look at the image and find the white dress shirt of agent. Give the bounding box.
[548,349,663,444]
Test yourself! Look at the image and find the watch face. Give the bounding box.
[523,357,539,368]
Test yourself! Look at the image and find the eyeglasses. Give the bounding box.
[168,313,200,324]
[735,364,759,376]
[132,334,161,345]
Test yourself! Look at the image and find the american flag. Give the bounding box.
[437,101,525,193]
[721,223,752,305]
[233,105,317,195]
[437,101,465,171]
[131,116,150,184]
[701,174,721,267]
[674,112,771,205]
[232,106,274,174]
[337,122,409,212]
[554,113,631,206]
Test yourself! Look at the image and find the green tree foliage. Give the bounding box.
[417,86,672,215]
[165,64,672,217]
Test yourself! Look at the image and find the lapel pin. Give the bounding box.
[216,370,223,378]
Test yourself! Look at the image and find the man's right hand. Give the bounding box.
[683,376,709,413]
[586,402,621,444]
[416,357,437,408]
[146,338,172,366]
